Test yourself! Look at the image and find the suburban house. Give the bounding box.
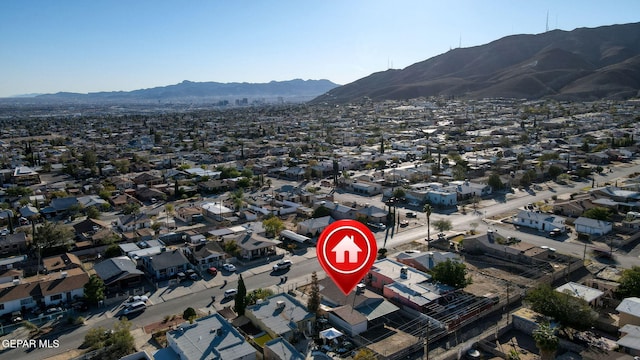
[512,210,567,232]
[617,297,640,328]
[39,268,89,306]
[574,216,613,236]
[555,282,604,307]
[263,338,304,360]
[141,249,190,280]
[165,313,256,360]
[183,242,226,271]
[12,166,40,185]
[445,180,492,200]
[0,281,40,316]
[318,277,399,337]
[221,231,278,261]
[202,202,235,222]
[244,292,315,340]
[367,258,452,311]
[115,213,152,232]
[42,253,83,273]
[73,218,113,243]
[356,205,388,224]
[40,196,79,218]
[617,324,640,356]
[93,256,144,292]
[326,202,358,220]
[396,251,461,273]
[297,216,335,237]
[0,232,28,256]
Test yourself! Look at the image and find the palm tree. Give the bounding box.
[423,203,432,249]
[533,322,558,360]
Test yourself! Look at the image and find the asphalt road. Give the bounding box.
[7,160,640,360]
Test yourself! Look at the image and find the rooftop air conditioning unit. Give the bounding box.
[276,300,285,309]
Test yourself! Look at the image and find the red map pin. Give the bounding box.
[317,219,378,295]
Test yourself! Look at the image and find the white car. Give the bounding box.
[125,295,148,305]
[224,289,238,299]
[222,263,236,272]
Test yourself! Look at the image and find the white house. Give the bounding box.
[574,216,612,236]
[0,282,39,317]
[512,210,566,232]
[40,269,89,306]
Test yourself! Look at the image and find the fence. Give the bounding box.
[0,308,69,336]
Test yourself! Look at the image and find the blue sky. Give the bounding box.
[1,1,639,97]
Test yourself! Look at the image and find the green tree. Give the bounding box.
[110,318,136,359]
[488,173,504,190]
[235,274,248,316]
[230,189,244,211]
[122,202,141,215]
[431,259,472,288]
[84,274,105,306]
[516,153,526,170]
[183,307,197,323]
[533,322,559,360]
[582,207,613,221]
[33,221,73,250]
[104,244,122,258]
[392,188,405,199]
[83,326,109,350]
[262,216,285,237]
[82,149,98,169]
[547,164,564,180]
[433,219,453,233]
[86,206,100,220]
[307,271,321,314]
[5,186,33,198]
[312,205,331,219]
[525,284,597,330]
[617,266,640,298]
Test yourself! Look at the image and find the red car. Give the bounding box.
[207,267,218,276]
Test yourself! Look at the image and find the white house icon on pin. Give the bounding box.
[331,235,362,263]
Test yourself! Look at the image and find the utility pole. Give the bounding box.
[423,320,430,360]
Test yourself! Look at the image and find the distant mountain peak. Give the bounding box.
[311,22,640,104]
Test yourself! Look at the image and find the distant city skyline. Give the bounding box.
[1,1,639,98]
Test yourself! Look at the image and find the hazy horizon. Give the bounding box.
[2,0,639,98]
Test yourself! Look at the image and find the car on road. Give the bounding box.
[123,301,146,315]
[406,212,417,218]
[400,220,409,227]
[368,222,386,230]
[222,263,236,272]
[223,289,238,299]
[273,259,292,271]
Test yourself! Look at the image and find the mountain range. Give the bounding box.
[311,22,640,104]
[32,79,339,104]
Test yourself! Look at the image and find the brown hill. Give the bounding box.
[311,22,640,104]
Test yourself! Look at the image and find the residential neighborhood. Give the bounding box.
[0,97,639,360]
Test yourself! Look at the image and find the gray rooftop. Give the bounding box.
[264,338,304,360]
[93,256,143,285]
[246,293,314,336]
[167,313,255,360]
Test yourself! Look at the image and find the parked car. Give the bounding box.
[406,212,417,218]
[123,301,146,315]
[549,228,562,237]
[207,267,218,276]
[273,259,292,271]
[125,295,148,305]
[222,263,236,272]
[400,220,409,227]
[10,311,22,323]
[224,289,238,299]
[186,269,198,280]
